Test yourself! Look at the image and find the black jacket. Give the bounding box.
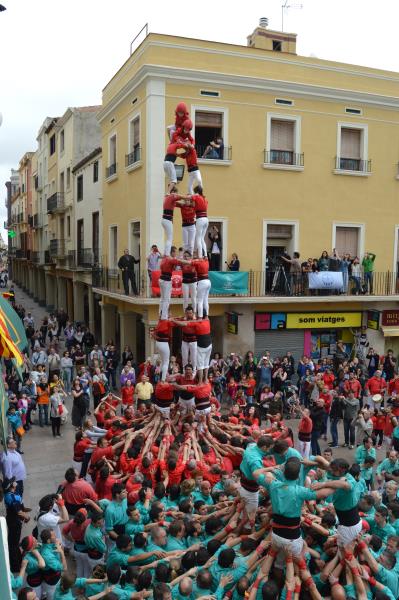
[118,255,139,271]
[310,406,325,431]
[329,398,343,420]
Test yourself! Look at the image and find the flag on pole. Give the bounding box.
[0,295,27,365]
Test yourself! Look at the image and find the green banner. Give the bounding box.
[0,295,28,353]
[209,271,249,295]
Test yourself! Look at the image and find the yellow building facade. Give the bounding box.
[90,24,399,360]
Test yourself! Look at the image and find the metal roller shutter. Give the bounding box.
[255,330,304,363]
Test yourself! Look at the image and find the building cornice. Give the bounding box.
[98,62,399,123]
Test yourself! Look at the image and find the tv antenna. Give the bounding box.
[281,0,303,32]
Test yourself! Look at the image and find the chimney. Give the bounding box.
[247,18,297,54]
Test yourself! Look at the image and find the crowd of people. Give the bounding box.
[267,249,376,296]
[1,103,398,600]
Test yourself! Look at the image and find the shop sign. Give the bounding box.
[382,310,399,327]
[286,312,362,329]
[255,311,361,330]
[367,310,380,330]
[254,312,286,330]
[226,312,239,335]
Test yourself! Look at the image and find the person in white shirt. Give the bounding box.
[37,493,69,544]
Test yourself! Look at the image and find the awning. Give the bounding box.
[381,326,399,337]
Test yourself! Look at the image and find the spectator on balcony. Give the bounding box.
[281,252,301,295]
[208,226,222,271]
[362,251,376,294]
[201,137,224,160]
[350,256,362,295]
[318,250,330,271]
[147,245,162,283]
[226,253,240,272]
[118,249,139,296]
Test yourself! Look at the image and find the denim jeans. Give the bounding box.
[330,418,339,446]
[350,275,361,294]
[38,403,49,426]
[343,417,355,445]
[62,368,72,393]
[107,369,117,389]
[364,271,373,293]
[311,429,321,455]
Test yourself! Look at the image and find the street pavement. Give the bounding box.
[7,283,387,526]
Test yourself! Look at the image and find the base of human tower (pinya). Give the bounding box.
[117,405,245,494]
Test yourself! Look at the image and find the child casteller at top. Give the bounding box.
[167,101,190,140]
[163,102,203,194]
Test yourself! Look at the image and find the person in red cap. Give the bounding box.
[163,119,202,193]
[167,101,190,141]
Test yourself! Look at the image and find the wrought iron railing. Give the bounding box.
[335,157,372,173]
[125,147,142,167]
[264,150,304,166]
[47,193,65,213]
[106,163,117,178]
[197,145,232,161]
[91,268,399,298]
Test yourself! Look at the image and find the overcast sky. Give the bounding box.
[1,0,399,240]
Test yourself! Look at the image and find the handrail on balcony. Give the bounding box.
[335,156,372,173]
[125,147,142,167]
[196,145,232,161]
[47,192,65,213]
[264,150,304,166]
[106,163,117,178]
[49,238,66,258]
[91,269,399,299]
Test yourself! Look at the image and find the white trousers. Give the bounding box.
[238,485,259,513]
[162,219,174,256]
[197,344,212,370]
[195,217,209,258]
[155,340,170,381]
[337,520,362,547]
[297,440,311,460]
[159,279,172,319]
[74,549,90,578]
[154,404,171,418]
[179,397,195,415]
[188,169,202,194]
[183,282,197,313]
[163,160,177,184]
[271,533,304,568]
[182,340,197,370]
[197,279,211,318]
[182,225,196,254]
[42,582,58,600]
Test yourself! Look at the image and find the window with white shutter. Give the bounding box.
[335,226,359,258]
[270,119,295,164]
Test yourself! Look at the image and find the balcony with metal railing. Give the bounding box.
[47,192,65,213]
[125,147,142,168]
[92,268,399,302]
[105,163,117,179]
[264,149,304,169]
[197,144,232,162]
[33,213,43,228]
[334,156,372,174]
[68,248,100,269]
[49,239,66,259]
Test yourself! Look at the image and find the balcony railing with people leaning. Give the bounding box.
[91,267,399,299]
[197,145,232,161]
[49,239,66,259]
[125,147,141,167]
[47,192,65,213]
[264,150,304,167]
[335,157,372,173]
